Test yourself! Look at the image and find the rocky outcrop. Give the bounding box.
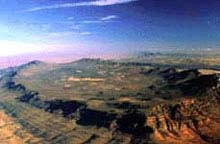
[156,68,220,96]
[141,68,201,84]
[175,74,219,95]
[146,96,220,143]
[165,69,200,83]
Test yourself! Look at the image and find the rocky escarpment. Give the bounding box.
[139,68,220,143]
[144,71,220,143]
[162,69,200,83]
[175,74,219,95]
[147,68,220,97]
[146,96,220,143]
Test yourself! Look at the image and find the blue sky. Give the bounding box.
[0,0,220,58]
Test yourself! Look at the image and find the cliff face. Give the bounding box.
[144,72,220,144]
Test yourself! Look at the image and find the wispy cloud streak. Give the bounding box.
[46,31,91,39]
[82,15,118,24]
[101,15,118,21]
[24,0,138,12]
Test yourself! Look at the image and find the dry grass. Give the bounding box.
[0,110,40,144]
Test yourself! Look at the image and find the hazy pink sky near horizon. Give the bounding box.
[0,50,130,68]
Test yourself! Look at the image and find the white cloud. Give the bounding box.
[24,0,138,12]
[89,0,137,6]
[82,20,103,24]
[101,15,118,21]
[46,31,91,38]
[81,15,119,24]
[67,17,73,20]
[70,24,81,30]
[47,32,73,37]
[80,32,91,35]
